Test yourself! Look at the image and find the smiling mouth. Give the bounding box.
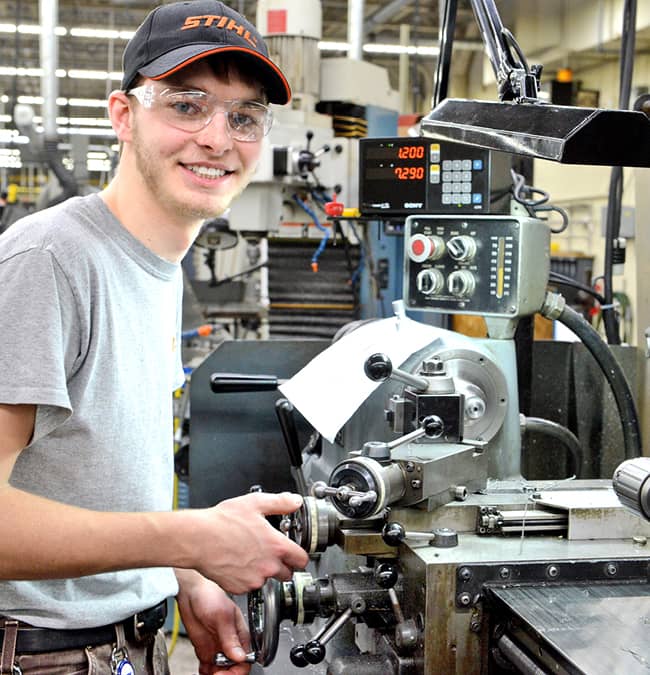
[184,164,233,179]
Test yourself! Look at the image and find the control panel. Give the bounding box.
[404,215,550,318]
[358,137,491,216]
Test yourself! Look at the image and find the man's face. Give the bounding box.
[128,60,265,222]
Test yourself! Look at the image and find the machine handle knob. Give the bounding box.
[374,562,399,589]
[289,644,309,668]
[382,521,437,546]
[275,399,303,468]
[303,640,326,664]
[291,608,354,668]
[382,522,406,547]
[422,414,445,438]
[210,373,282,393]
[364,353,393,381]
[364,353,429,391]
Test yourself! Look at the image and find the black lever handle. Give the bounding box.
[210,373,283,393]
[275,399,302,468]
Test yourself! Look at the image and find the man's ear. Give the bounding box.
[107,90,134,142]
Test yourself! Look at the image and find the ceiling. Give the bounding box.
[0,0,484,141]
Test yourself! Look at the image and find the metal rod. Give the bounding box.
[347,0,364,61]
[319,608,354,645]
[432,0,458,108]
[496,634,548,675]
[387,426,426,449]
[39,0,58,141]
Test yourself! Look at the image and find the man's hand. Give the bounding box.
[176,569,251,675]
[182,491,309,594]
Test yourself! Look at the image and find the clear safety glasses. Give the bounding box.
[127,84,273,142]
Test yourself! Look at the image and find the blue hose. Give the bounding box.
[293,194,329,270]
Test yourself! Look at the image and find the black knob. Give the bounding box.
[304,640,326,664]
[289,644,309,667]
[422,415,444,438]
[382,522,406,547]
[375,562,399,589]
[364,353,392,382]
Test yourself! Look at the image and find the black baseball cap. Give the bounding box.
[121,0,291,104]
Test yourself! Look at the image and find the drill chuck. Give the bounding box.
[612,457,650,520]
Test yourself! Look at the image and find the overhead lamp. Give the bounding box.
[422,0,650,167]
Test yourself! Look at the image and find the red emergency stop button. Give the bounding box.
[408,233,445,263]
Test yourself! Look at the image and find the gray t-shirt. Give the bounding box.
[0,193,183,628]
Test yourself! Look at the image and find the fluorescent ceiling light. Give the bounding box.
[54,127,116,137]
[318,40,439,56]
[318,41,350,51]
[0,24,67,35]
[69,27,134,40]
[31,116,111,127]
[0,67,67,77]
[12,96,107,109]
[67,98,108,108]
[67,69,122,81]
[364,43,439,56]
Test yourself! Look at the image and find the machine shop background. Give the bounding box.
[4,0,650,674]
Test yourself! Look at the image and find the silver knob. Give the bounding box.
[446,235,477,262]
[447,270,476,298]
[416,268,444,295]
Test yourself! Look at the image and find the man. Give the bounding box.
[0,2,308,674]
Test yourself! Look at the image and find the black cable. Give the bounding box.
[521,416,583,478]
[602,0,637,345]
[211,261,268,287]
[548,272,606,305]
[432,0,458,107]
[511,170,569,233]
[555,302,641,460]
[411,0,421,111]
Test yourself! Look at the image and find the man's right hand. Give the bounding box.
[185,491,309,595]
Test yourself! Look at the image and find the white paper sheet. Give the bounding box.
[279,315,443,442]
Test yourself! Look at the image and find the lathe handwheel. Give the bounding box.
[248,578,282,666]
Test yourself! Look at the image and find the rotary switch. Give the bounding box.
[446,235,477,262]
[416,269,444,295]
[447,270,476,298]
[408,234,445,263]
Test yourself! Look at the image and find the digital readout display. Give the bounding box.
[360,139,430,211]
[364,143,427,182]
[359,137,490,215]
[366,144,426,161]
[366,166,426,181]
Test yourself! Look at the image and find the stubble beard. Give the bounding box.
[131,125,241,221]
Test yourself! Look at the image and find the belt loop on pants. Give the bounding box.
[0,620,20,675]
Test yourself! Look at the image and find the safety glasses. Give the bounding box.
[127,83,273,142]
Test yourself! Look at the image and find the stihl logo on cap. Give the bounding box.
[181,15,258,48]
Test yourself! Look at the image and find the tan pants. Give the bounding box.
[2,627,170,675]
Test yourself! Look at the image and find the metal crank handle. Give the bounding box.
[213,651,257,668]
[312,480,377,506]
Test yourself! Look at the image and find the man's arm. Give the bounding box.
[0,404,308,593]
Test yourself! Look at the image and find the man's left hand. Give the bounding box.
[175,569,252,675]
